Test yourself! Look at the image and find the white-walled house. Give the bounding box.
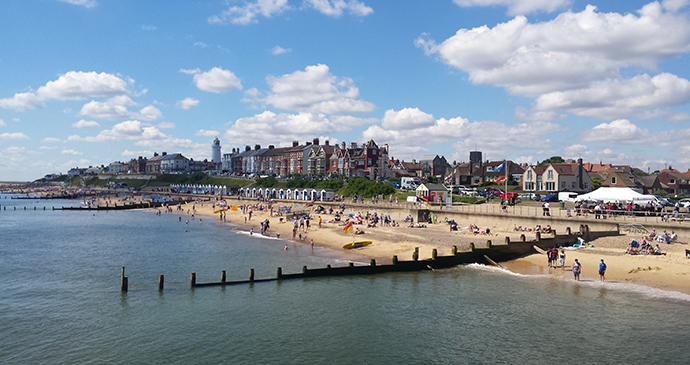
[522,159,592,193]
[160,153,189,173]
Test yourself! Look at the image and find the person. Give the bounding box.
[284,244,288,251]
[572,259,581,281]
[543,202,550,216]
[501,200,507,213]
[310,239,314,249]
[599,259,606,281]
[559,249,566,268]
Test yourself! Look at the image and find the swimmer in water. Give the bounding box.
[250,228,253,235]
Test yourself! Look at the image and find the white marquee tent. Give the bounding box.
[576,187,657,204]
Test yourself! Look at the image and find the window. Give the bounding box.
[561,182,565,189]
[669,179,676,184]
[611,177,617,184]
[527,170,533,180]
[486,166,493,172]
[545,182,555,191]
[585,182,589,189]
[547,170,553,179]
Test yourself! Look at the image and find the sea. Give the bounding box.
[2,194,690,364]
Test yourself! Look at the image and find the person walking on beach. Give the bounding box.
[559,249,566,268]
[572,259,581,281]
[599,259,607,281]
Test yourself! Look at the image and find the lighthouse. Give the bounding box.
[212,137,221,166]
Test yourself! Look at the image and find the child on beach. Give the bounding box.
[572,259,581,281]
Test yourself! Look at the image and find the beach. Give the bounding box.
[84,191,690,295]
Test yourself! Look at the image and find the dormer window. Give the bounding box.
[669,178,676,184]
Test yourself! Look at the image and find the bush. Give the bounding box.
[342,177,395,198]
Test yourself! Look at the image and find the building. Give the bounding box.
[146,152,166,174]
[108,161,124,174]
[211,137,221,165]
[522,159,592,193]
[160,153,189,173]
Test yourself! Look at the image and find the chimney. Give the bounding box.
[162,152,167,156]
[293,141,299,147]
[245,146,251,152]
[154,152,158,157]
[305,141,312,146]
[325,140,330,146]
[313,138,319,145]
[269,145,274,150]
[255,144,261,150]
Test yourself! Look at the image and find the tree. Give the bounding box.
[539,156,565,165]
[591,177,602,190]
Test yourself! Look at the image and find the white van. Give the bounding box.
[558,192,578,203]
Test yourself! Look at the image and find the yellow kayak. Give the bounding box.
[343,240,372,249]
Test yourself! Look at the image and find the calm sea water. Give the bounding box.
[2,194,690,364]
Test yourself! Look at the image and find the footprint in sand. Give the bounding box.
[628,266,662,274]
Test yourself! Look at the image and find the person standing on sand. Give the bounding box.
[318,216,322,228]
[599,259,607,281]
[572,259,581,281]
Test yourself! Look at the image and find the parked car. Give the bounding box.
[518,193,541,201]
[499,192,519,200]
[678,198,690,208]
[653,195,676,206]
[540,193,559,202]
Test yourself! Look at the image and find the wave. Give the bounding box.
[461,263,690,302]
[233,230,281,240]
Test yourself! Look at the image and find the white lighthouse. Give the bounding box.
[212,137,221,165]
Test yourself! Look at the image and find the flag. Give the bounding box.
[495,176,506,183]
[493,162,506,172]
[444,175,453,183]
[343,221,353,234]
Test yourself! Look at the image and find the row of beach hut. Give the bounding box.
[238,187,335,201]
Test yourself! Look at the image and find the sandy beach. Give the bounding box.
[13,185,689,295]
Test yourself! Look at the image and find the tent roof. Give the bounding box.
[577,187,655,203]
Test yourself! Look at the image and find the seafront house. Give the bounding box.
[108,161,124,175]
[126,156,147,174]
[221,148,239,173]
[160,153,189,173]
[146,152,166,174]
[522,159,592,194]
[307,140,336,176]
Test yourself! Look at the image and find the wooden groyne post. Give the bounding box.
[158,275,164,291]
[190,272,196,288]
[120,266,128,292]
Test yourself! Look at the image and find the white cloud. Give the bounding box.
[305,0,373,17]
[223,111,348,146]
[196,129,220,137]
[580,119,648,143]
[662,0,690,12]
[453,0,570,16]
[262,64,375,114]
[0,92,44,111]
[141,25,156,30]
[361,107,565,161]
[181,67,242,93]
[534,73,690,120]
[194,42,208,48]
[39,146,57,150]
[58,0,97,8]
[208,0,290,25]
[0,132,30,140]
[176,97,200,109]
[79,95,162,120]
[0,71,131,111]
[72,119,100,128]
[0,119,5,126]
[418,3,690,96]
[42,137,60,143]
[271,45,291,55]
[61,149,83,155]
[381,108,436,130]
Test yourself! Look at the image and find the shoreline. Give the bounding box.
[10,187,689,295]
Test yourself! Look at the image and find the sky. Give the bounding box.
[2,0,690,181]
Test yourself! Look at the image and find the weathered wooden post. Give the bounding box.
[120,266,128,292]
[302,265,308,273]
[370,259,376,266]
[431,249,437,260]
[486,240,492,248]
[221,270,226,283]
[277,267,283,279]
[469,242,475,251]
[348,262,354,268]
[452,245,457,255]
[392,256,398,265]
[585,225,591,241]
[520,234,526,242]
[249,269,255,282]
[190,272,196,288]
[505,236,510,244]
[158,275,164,291]
[327,264,332,269]
[536,232,541,241]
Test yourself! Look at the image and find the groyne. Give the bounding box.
[120,225,620,292]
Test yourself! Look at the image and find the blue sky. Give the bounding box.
[2,0,690,181]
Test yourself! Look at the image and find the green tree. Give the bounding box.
[591,177,602,189]
[538,156,565,165]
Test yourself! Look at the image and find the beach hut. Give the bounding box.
[270,188,277,199]
[310,189,319,201]
[301,189,310,201]
[286,189,293,200]
[416,183,448,204]
[320,189,335,201]
[279,188,285,200]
